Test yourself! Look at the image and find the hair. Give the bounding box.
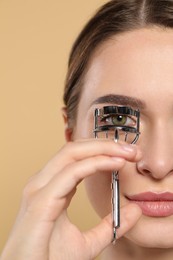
[63,0,173,127]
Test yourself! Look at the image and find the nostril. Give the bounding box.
[137,164,151,176]
[142,169,151,175]
[136,150,173,179]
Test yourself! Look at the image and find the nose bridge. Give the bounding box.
[137,120,173,179]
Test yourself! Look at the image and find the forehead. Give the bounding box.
[79,27,173,112]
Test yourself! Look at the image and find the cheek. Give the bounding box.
[73,119,93,139]
[84,171,112,217]
[119,162,141,198]
[73,107,99,140]
[84,162,137,217]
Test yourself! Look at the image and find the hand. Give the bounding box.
[1,140,142,260]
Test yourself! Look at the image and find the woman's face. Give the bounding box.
[73,27,173,248]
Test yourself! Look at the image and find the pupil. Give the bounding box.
[112,115,126,125]
[117,115,123,121]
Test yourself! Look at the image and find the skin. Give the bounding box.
[2,27,173,260]
[1,140,141,260]
[75,27,173,259]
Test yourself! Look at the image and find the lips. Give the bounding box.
[126,192,173,217]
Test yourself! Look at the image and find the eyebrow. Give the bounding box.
[91,94,146,110]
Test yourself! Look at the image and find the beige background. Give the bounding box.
[0,0,108,254]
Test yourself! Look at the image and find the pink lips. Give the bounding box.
[127,192,173,217]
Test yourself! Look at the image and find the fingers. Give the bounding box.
[39,155,125,196]
[28,140,141,190]
[84,203,142,259]
[52,139,141,168]
[25,155,125,221]
[22,140,141,221]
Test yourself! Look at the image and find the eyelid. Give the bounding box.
[101,114,136,126]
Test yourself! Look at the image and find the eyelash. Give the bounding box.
[101,114,136,127]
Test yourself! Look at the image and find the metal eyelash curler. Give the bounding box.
[93,105,140,244]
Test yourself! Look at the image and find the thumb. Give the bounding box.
[83,203,142,259]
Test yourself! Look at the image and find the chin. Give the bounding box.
[125,215,173,248]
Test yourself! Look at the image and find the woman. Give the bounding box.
[2,0,173,259]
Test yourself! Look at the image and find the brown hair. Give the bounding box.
[63,0,173,127]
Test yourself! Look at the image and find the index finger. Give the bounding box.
[39,139,140,181]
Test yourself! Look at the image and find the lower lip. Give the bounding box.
[131,200,173,217]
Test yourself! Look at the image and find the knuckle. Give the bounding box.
[65,141,74,150]
[22,177,37,200]
[22,185,33,201]
[62,141,76,156]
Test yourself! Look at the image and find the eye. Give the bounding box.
[110,115,127,125]
[102,114,136,127]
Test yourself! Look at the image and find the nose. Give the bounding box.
[137,123,173,180]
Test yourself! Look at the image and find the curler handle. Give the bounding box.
[112,171,120,243]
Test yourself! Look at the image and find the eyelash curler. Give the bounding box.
[93,105,140,244]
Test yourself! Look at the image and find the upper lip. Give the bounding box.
[126,192,173,201]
